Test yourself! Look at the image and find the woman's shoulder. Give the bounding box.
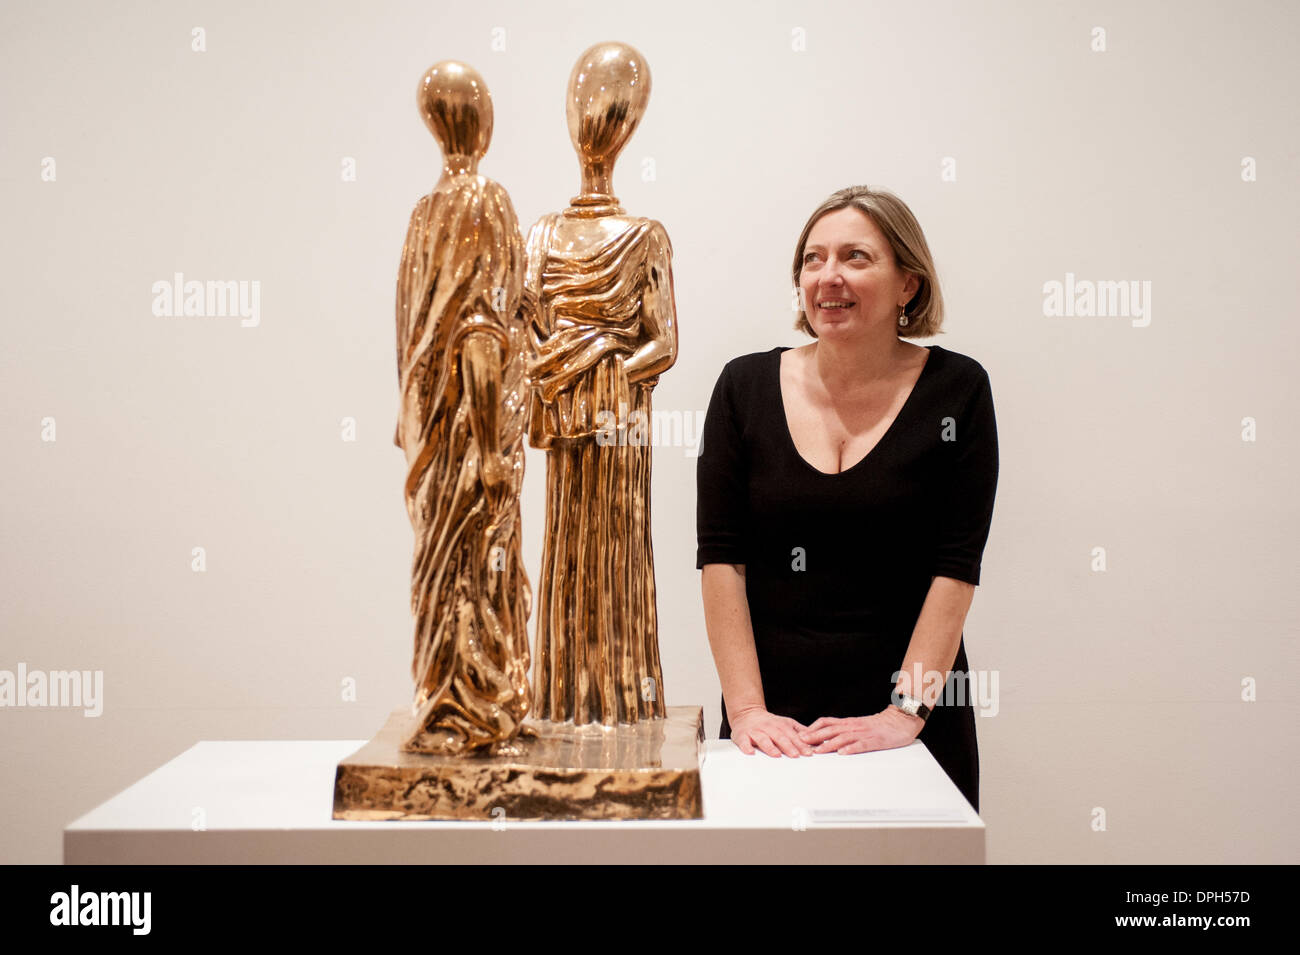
[928,344,991,387]
[718,346,786,379]
[704,348,785,417]
[924,345,995,420]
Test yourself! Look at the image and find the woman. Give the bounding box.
[696,186,998,811]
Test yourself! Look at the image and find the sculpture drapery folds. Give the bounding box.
[333,46,701,823]
[526,42,679,726]
[392,44,679,753]
[394,62,533,755]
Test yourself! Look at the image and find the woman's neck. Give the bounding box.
[810,334,910,395]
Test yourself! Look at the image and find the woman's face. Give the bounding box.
[799,207,917,341]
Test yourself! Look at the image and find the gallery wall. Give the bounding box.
[2,0,1296,863]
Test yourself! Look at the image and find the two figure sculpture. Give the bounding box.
[392,44,677,756]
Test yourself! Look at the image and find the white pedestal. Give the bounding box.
[65,738,984,864]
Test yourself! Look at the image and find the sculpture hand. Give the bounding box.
[729,707,814,758]
[530,333,619,402]
[481,450,512,488]
[480,451,513,516]
[798,708,924,756]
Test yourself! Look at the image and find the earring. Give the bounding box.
[897,305,908,327]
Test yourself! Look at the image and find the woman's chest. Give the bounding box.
[747,442,937,533]
[779,359,926,476]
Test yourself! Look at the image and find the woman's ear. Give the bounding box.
[904,272,921,304]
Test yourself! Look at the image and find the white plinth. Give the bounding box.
[64,738,984,864]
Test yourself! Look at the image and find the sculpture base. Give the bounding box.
[332,705,705,821]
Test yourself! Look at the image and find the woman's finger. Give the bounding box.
[773,724,813,755]
[751,730,781,758]
[814,732,854,753]
[799,725,837,744]
[785,729,815,756]
[770,730,804,758]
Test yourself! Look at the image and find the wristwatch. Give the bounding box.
[893,693,931,722]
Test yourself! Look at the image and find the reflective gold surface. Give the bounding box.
[526,42,679,726]
[393,61,533,756]
[333,706,705,820]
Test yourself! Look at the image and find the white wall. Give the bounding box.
[1,0,1296,863]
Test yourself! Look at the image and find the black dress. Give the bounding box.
[695,344,999,813]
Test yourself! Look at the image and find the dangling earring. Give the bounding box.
[897,305,908,327]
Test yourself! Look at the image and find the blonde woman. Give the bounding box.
[697,186,998,811]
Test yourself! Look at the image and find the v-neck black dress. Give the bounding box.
[696,344,998,812]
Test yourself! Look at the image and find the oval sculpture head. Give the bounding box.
[565,42,651,202]
[418,60,493,178]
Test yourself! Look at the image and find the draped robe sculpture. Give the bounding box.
[393,62,533,755]
[332,48,704,822]
[527,43,679,726]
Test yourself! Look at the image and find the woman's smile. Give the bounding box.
[817,300,856,313]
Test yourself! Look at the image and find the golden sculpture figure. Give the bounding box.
[526,42,679,726]
[393,61,533,755]
[332,51,703,821]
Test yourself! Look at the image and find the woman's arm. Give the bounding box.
[894,576,975,714]
[798,575,975,753]
[702,563,812,757]
[697,358,808,756]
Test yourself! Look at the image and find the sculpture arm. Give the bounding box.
[529,329,629,401]
[394,198,428,449]
[460,327,509,488]
[624,221,678,384]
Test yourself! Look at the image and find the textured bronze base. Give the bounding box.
[333,705,704,821]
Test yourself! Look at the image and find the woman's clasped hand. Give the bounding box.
[728,706,925,757]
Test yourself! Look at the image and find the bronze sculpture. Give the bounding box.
[525,42,679,726]
[334,49,702,821]
[393,61,533,756]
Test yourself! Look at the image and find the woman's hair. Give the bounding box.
[792,185,944,339]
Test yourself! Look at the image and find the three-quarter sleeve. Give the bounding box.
[696,362,750,568]
[931,368,999,586]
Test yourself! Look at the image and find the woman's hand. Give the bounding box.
[729,707,814,757]
[799,707,924,755]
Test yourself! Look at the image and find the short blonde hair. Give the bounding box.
[792,186,944,339]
